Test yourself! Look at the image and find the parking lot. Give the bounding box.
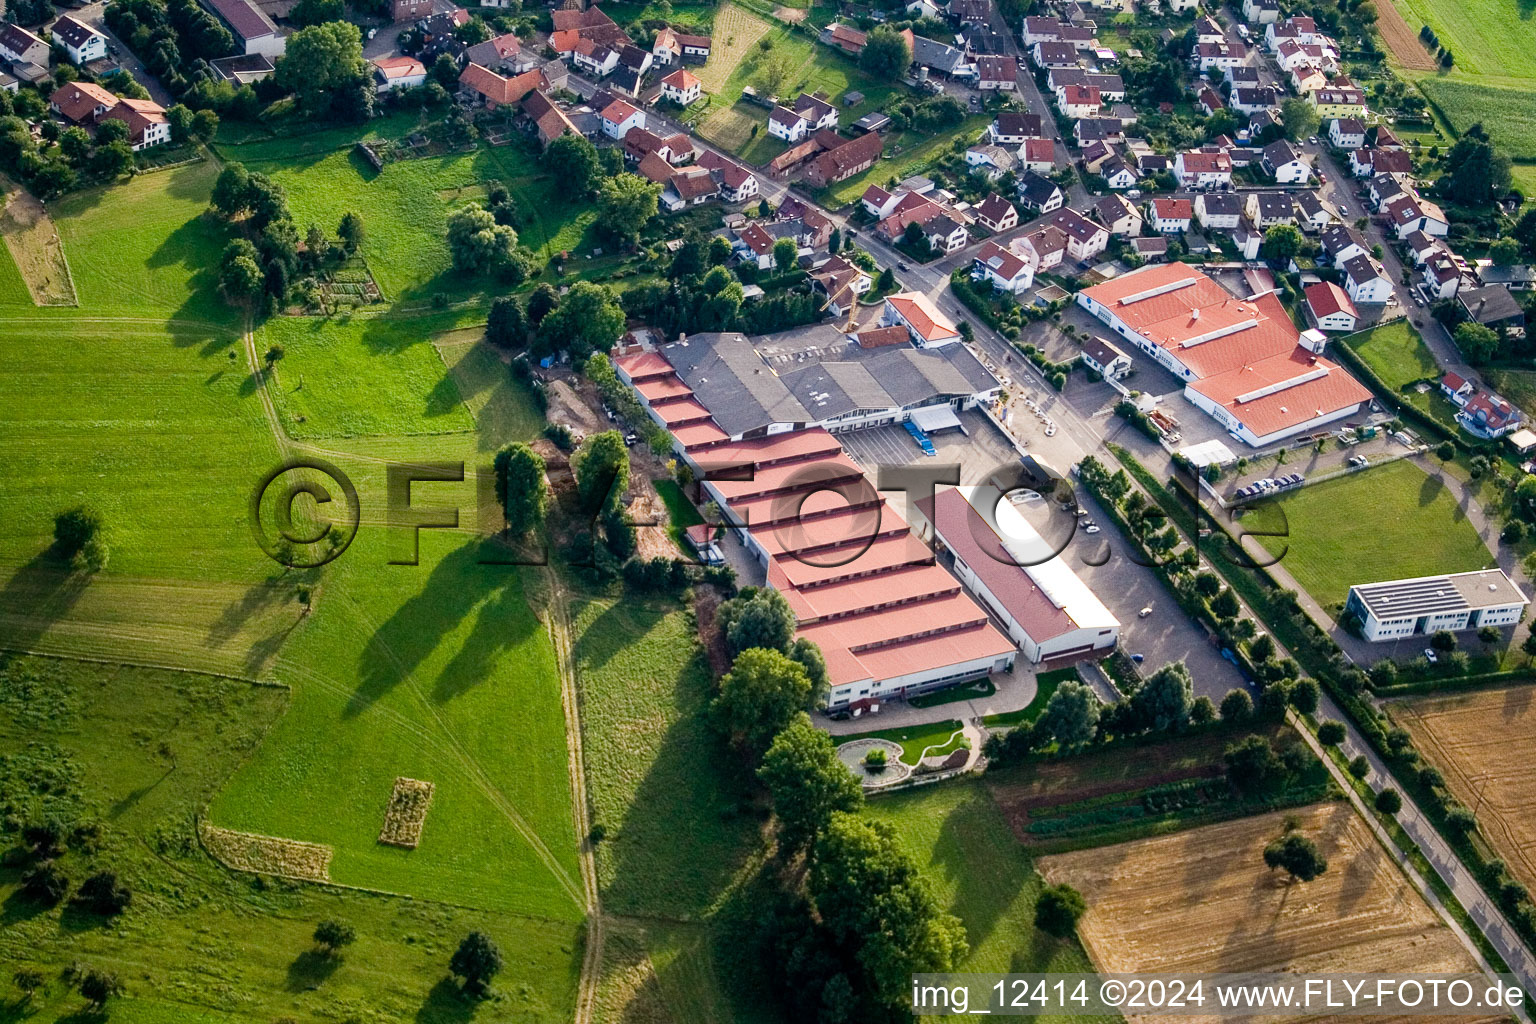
[838,410,1251,701]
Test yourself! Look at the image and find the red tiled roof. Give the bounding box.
[855,325,910,349]
[660,68,699,90]
[886,292,957,343]
[1304,280,1355,319]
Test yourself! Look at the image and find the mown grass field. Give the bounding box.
[1392,0,1536,81]
[0,123,594,1016]
[1342,319,1441,391]
[1484,365,1536,417]
[865,781,1115,1024]
[1256,459,1495,609]
[222,139,596,304]
[0,656,582,1024]
[820,114,991,207]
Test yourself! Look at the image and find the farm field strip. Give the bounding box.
[1396,686,1536,895]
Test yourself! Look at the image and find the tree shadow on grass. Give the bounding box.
[930,785,1028,955]
[347,540,517,717]
[414,977,478,1024]
[0,550,92,665]
[430,572,539,705]
[284,950,342,993]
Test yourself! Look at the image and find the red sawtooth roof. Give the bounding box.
[635,376,695,403]
[655,396,714,426]
[615,350,673,380]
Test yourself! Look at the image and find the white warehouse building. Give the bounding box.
[1344,569,1529,642]
[912,483,1120,663]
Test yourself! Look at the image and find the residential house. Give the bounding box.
[794,93,839,131]
[973,193,1018,233]
[1322,224,1370,268]
[1081,335,1131,379]
[1350,146,1412,178]
[1094,193,1141,236]
[1421,249,1465,300]
[98,98,170,150]
[1368,171,1409,210]
[1329,117,1366,149]
[926,214,971,254]
[1460,285,1526,337]
[1304,281,1358,332]
[1058,84,1101,118]
[804,132,882,187]
[884,292,961,347]
[651,26,711,65]
[1197,87,1225,117]
[50,81,116,124]
[1265,15,1318,50]
[1018,137,1055,174]
[733,222,778,269]
[1173,150,1233,189]
[1032,41,1078,68]
[660,167,719,212]
[0,23,49,68]
[1022,17,1064,47]
[50,15,106,65]
[1195,192,1242,230]
[768,106,810,142]
[1385,193,1449,239]
[623,126,693,165]
[1294,191,1332,232]
[1440,372,1475,405]
[600,98,645,139]
[464,33,537,74]
[911,34,966,76]
[811,255,873,316]
[1309,80,1367,119]
[965,143,1017,178]
[1132,235,1170,262]
[1459,390,1522,439]
[523,90,578,148]
[1102,158,1137,191]
[1020,225,1067,271]
[373,55,427,92]
[1342,254,1392,304]
[1148,197,1193,233]
[573,38,621,77]
[210,53,274,84]
[1243,0,1280,23]
[950,0,993,23]
[1245,191,1296,228]
[972,239,1034,293]
[825,22,868,56]
[1017,170,1064,213]
[1048,207,1108,262]
[1193,16,1225,43]
[392,0,431,22]
[1196,41,1249,72]
[1230,86,1278,115]
[1261,139,1310,183]
[1289,64,1328,96]
[660,68,701,105]
[990,111,1043,144]
[459,63,541,107]
[976,55,1018,90]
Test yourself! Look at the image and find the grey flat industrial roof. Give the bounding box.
[661,326,998,435]
[1349,569,1527,621]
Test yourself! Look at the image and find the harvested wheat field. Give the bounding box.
[696,4,774,93]
[1398,685,1536,893]
[199,821,333,881]
[378,776,435,848]
[1038,804,1493,1024]
[0,174,75,305]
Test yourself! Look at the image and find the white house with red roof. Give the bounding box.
[1018,137,1055,174]
[1147,197,1192,234]
[1304,281,1357,333]
[1077,263,1371,446]
[1173,150,1233,189]
[659,68,701,105]
[372,55,426,92]
[698,150,758,203]
[1047,208,1108,262]
[600,98,645,139]
[883,292,961,347]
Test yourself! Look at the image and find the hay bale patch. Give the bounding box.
[378,776,435,848]
[199,821,332,881]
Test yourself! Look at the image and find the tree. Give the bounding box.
[1129,661,1193,733]
[449,931,503,996]
[544,133,601,195]
[275,22,370,119]
[596,173,661,243]
[1375,788,1403,815]
[1430,629,1458,653]
[211,162,251,218]
[1490,236,1522,266]
[758,713,864,851]
[193,108,220,142]
[808,813,968,1007]
[219,238,265,305]
[13,969,43,1003]
[1034,883,1087,938]
[1478,624,1502,647]
[718,586,797,656]
[54,506,103,562]
[313,919,356,956]
[1263,832,1328,882]
[1453,321,1499,364]
[166,103,196,143]
[860,25,911,79]
[537,280,624,361]
[21,861,69,905]
[289,0,343,25]
[1317,720,1346,746]
[1443,125,1511,206]
[78,968,123,1010]
[1037,679,1100,750]
[1193,571,1222,598]
[877,266,895,292]
[714,648,812,758]
[1190,694,1216,725]
[76,870,132,916]
[1279,97,1318,142]
[337,210,365,255]
[789,636,828,692]
[304,221,331,268]
[1262,223,1304,263]
[1250,633,1276,662]
[1289,677,1319,715]
[1210,587,1241,620]
[572,429,629,515]
[773,236,798,274]
[828,227,841,253]
[446,203,524,279]
[493,443,548,536]
[485,296,527,349]
[1220,687,1254,722]
[527,283,559,327]
[1224,735,1278,792]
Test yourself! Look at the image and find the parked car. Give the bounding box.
[1084,525,1101,534]
[1131,653,1145,663]
[897,261,910,271]
[1424,648,1438,664]
[1138,606,1153,618]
